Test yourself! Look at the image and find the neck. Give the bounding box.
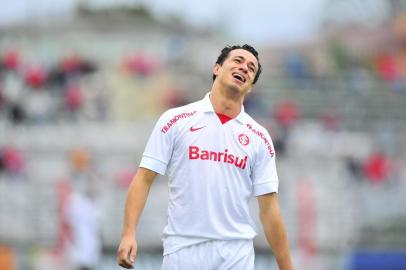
[209,83,244,118]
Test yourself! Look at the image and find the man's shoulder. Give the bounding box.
[158,100,201,134]
[165,100,201,115]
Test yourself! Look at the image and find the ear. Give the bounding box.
[213,64,221,77]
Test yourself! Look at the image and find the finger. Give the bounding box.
[118,260,134,269]
[117,247,135,269]
[129,246,137,263]
[117,251,131,268]
[118,255,134,269]
[117,248,127,263]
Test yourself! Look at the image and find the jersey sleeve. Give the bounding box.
[139,110,175,175]
[251,131,279,196]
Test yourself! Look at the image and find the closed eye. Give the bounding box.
[248,63,256,73]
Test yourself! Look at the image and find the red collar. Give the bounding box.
[216,113,233,124]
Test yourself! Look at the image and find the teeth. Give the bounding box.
[233,73,245,82]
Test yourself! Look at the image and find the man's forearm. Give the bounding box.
[258,193,293,270]
[261,214,292,269]
[121,168,156,238]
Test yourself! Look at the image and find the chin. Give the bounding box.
[226,86,246,97]
[226,84,240,92]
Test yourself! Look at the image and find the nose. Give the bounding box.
[239,64,248,74]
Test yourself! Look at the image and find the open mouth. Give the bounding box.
[232,73,246,83]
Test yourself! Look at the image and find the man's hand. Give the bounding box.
[116,168,157,269]
[117,236,137,269]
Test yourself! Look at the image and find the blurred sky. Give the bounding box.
[0,0,390,45]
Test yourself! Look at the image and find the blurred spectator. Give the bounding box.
[54,179,72,263]
[79,60,97,75]
[2,49,20,71]
[273,101,300,155]
[56,145,102,270]
[345,156,363,183]
[47,55,97,88]
[0,245,16,270]
[47,66,67,88]
[122,53,159,77]
[284,52,308,80]
[24,65,47,89]
[362,152,393,184]
[320,109,341,131]
[375,51,398,81]
[8,103,27,124]
[274,101,299,130]
[61,54,97,79]
[272,133,287,157]
[65,174,102,270]
[0,145,26,176]
[65,85,85,112]
[69,148,90,174]
[161,87,188,109]
[61,54,83,75]
[24,86,54,123]
[296,179,317,266]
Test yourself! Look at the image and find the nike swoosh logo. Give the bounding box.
[190,126,206,132]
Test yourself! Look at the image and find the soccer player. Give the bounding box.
[117,44,293,270]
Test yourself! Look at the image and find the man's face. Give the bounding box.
[213,49,259,94]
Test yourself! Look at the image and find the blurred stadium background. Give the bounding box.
[1,1,406,269]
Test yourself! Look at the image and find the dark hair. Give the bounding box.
[212,44,262,84]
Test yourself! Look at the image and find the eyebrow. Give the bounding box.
[233,56,257,71]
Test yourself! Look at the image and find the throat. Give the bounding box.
[216,113,233,124]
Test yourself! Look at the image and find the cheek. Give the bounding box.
[250,73,256,83]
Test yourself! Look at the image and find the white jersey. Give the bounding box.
[140,93,279,255]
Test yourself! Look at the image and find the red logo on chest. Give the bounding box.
[188,146,248,170]
[190,126,206,132]
[238,134,250,146]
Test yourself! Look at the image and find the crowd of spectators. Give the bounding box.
[0,48,102,125]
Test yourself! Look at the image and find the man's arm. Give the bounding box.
[117,167,157,269]
[258,192,293,270]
